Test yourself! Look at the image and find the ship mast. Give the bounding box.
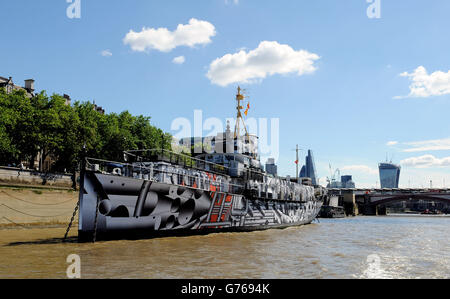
[296,144,299,183]
[234,86,249,139]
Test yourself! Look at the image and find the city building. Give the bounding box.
[379,162,401,188]
[265,158,277,177]
[0,76,88,110]
[0,76,35,97]
[341,175,356,188]
[299,150,318,185]
[63,94,72,106]
[326,175,356,188]
[93,101,105,114]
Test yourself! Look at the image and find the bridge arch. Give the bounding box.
[367,194,450,207]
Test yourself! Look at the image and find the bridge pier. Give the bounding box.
[377,205,387,216]
[361,205,386,216]
[361,205,377,216]
[343,192,359,216]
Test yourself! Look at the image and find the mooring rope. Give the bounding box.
[0,203,73,218]
[0,216,32,229]
[0,190,75,206]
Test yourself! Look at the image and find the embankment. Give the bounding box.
[0,166,74,188]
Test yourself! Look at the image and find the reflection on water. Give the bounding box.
[0,215,449,279]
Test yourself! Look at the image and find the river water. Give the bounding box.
[0,215,449,279]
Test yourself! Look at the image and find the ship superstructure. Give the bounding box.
[78,88,326,241]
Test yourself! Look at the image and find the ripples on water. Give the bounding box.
[0,215,449,279]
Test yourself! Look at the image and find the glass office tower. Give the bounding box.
[379,162,401,188]
[299,150,318,185]
[341,175,356,188]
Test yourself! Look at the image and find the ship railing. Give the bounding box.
[85,157,245,195]
[123,149,230,176]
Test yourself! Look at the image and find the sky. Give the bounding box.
[1,0,449,188]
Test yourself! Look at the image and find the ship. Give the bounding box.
[318,193,345,219]
[318,205,345,218]
[77,88,326,241]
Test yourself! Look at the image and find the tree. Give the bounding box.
[49,95,81,173]
[0,88,172,172]
[73,101,105,159]
[0,88,38,165]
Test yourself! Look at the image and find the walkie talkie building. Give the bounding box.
[379,162,401,188]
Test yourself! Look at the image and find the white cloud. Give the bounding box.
[341,165,378,175]
[172,56,185,64]
[395,66,450,99]
[123,18,216,53]
[206,41,320,87]
[401,155,450,168]
[397,168,450,188]
[403,137,450,152]
[101,50,112,57]
[386,141,398,146]
[225,0,239,4]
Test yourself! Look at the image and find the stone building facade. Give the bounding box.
[0,76,35,97]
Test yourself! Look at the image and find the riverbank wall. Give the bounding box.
[0,166,75,189]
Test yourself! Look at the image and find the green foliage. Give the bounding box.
[0,89,171,172]
[0,88,35,163]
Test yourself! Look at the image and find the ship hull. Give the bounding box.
[78,171,323,241]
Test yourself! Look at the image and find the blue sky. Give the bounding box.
[1,0,449,187]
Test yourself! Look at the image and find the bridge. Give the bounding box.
[326,188,450,216]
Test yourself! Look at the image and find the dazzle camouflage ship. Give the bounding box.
[78,88,326,241]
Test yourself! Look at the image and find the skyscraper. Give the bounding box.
[299,150,318,185]
[265,158,278,177]
[379,162,401,188]
[341,175,356,188]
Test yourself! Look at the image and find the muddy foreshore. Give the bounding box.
[0,186,78,227]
